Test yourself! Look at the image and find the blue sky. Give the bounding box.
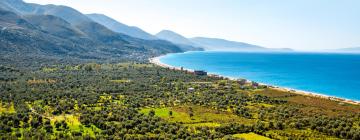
[25,0,360,50]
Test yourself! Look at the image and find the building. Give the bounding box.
[237,79,247,85]
[194,70,207,76]
[251,81,259,88]
[188,87,195,93]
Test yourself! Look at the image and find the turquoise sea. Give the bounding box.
[159,51,360,101]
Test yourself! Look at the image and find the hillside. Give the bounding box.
[156,30,195,46]
[0,1,183,62]
[24,15,86,39]
[0,0,92,25]
[87,13,157,40]
[0,9,89,58]
[155,30,203,51]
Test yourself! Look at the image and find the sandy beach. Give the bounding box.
[150,55,360,105]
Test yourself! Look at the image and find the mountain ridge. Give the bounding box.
[155,29,292,52]
[328,47,360,53]
[0,0,92,25]
[86,13,158,40]
[155,30,203,51]
[190,37,265,51]
[156,30,195,46]
[0,0,293,63]
[0,1,183,61]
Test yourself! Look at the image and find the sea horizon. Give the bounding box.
[158,51,360,102]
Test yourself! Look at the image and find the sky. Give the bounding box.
[24,0,360,51]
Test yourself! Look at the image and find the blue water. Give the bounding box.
[160,51,360,101]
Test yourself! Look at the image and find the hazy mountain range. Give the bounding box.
[156,30,293,52]
[190,37,266,51]
[0,0,294,63]
[156,30,203,51]
[325,47,360,53]
[86,14,203,51]
[86,13,157,40]
[156,30,196,46]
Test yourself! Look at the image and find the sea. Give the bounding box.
[159,51,360,101]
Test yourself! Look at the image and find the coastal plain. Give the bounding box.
[1,62,359,139]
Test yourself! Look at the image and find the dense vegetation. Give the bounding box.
[1,61,359,139]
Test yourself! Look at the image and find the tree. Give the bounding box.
[149,110,155,117]
[84,65,93,72]
[275,121,284,130]
[44,124,53,133]
[188,107,194,118]
[169,110,173,117]
[189,112,194,118]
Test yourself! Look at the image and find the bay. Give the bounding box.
[160,51,360,101]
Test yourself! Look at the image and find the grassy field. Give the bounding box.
[52,114,100,138]
[265,129,342,140]
[0,102,15,114]
[140,108,173,118]
[233,132,273,140]
[183,122,221,128]
[141,106,256,127]
[109,79,131,83]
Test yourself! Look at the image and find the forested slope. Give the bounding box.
[0,1,183,62]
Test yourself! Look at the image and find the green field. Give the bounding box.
[0,102,15,114]
[234,132,273,140]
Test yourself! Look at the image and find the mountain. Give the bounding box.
[156,30,203,51]
[0,2,183,61]
[190,37,266,51]
[190,37,292,52]
[0,0,17,12]
[156,30,194,46]
[0,0,92,25]
[155,30,292,52]
[87,13,157,40]
[0,9,89,57]
[24,14,86,39]
[0,0,291,61]
[155,29,266,51]
[333,47,360,53]
[0,0,32,14]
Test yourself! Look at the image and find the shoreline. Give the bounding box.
[149,54,360,105]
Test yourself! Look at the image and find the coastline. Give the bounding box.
[149,54,360,105]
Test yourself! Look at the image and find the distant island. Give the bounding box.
[330,47,360,53]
